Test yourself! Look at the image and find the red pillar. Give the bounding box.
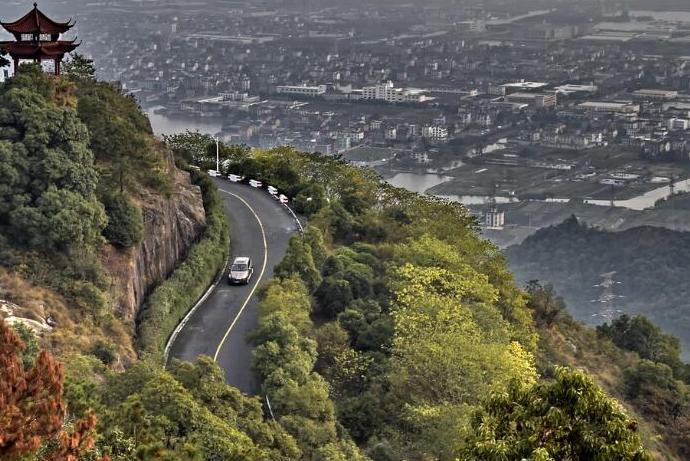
[54,59,60,76]
[13,57,19,74]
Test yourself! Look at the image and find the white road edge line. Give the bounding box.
[163,247,229,367]
[213,190,269,362]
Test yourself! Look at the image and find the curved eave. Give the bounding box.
[0,6,73,35]
[1,22,73,35]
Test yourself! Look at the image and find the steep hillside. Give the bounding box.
[0,63,204,363]
[506,216,690,357]
[528,285,690,459]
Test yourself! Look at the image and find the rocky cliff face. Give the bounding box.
[103,166,206,320]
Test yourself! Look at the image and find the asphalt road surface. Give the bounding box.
[167,178,298,395]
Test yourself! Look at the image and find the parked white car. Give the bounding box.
[249,179,262,188]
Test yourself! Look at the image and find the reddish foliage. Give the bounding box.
[0,320,65,458]
[51,412,107,461]
[0,319,108,461]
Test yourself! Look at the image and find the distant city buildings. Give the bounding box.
[578,101,641,114]
[67,1,690,166]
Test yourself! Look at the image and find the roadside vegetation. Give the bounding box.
[136,170,229,362]
[171,142,649,460]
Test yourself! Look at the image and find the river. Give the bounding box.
[147,108,222,137]
[630,10,690,23]
[584,179,690,210]
[387,173,453,194]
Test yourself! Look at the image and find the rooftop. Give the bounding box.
[1,3,73,36]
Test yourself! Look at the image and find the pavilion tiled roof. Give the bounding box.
[1,3,73,36]
[0,40,79,59]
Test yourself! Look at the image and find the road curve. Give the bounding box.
[167,178,298,395]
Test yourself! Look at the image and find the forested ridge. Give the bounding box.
[505,216,690,358]
[0,64,679,460]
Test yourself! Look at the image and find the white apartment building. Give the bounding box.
[422,125,449,140]
[667,118,690,131]
[361,81,428,103]
[485,208,505,229]
[578,101,640,114]
[276,84,327,97]
[385,126,397,140]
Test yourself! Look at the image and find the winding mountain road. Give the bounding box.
[167,178,298,395]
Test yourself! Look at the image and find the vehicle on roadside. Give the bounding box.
[249,179,262,188]
[229,257,253,285]
[228,174,244,182]
[207,169,220,177]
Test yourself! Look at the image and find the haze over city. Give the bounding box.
[1,0,690,459]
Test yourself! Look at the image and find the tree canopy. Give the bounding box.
[461,367,650,461]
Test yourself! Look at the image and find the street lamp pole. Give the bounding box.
[216,136,220,173]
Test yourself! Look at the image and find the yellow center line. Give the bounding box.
[213,189,268,362]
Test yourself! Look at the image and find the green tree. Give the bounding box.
[314,277,353,318]
[385,261,536,458]
[598,315,685,378]
[0,71,106,253]
[274,235,322,290]
[303,226,327,268]
[251,313,317,387]
[169,356,302,460]
[526,281,565,327]
[258,276,313,333]
[64,53,96,82]
[294,184,327,217]
[101,364,263,460]
[164,131,215,167]
[461,367,651,461]
[11,323,39,370]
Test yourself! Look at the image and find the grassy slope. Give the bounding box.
[537,315,684,460]
[0,267,137,364]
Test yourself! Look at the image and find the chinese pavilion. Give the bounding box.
[0,3,79,76]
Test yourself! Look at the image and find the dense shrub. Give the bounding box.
[293,184,327,217]
[136,170,229,362]
[101,192,144,248]
[599,314,687,382]
[90,340,116,365]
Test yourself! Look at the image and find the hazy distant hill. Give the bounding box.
[506,216,690,358]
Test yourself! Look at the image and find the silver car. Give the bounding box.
[229,257,253,285]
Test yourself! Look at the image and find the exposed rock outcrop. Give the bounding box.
[103,167,206,320]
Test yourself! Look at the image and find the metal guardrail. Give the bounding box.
[225,171,304,235]
[282,201,304,235]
